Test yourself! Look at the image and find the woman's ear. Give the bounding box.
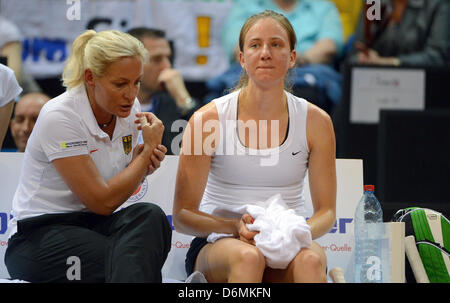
[239,51,246,70]
[84,69,95,87]
[289,50,297,69]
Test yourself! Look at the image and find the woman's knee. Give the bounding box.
[231,245,266,271]
[292,248,327,282]
[143,203,172,240]
[126,202,165,218]
[196,240,265,282]
[126,203,170,228]
[117,203,172,247]
[298,250,324,272]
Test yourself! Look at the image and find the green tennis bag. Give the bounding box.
[392,207,449,283]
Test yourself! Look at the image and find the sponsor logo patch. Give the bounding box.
[60,141,87,149]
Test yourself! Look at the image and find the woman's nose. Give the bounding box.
[260,44,271,60]
[124,84,138,100]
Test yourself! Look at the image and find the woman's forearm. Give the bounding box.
[101,147,153,213]
[174,207,239,238]
[306,208,336,240]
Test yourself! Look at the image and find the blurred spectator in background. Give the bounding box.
[0,16,41,95]
[208,0,344,114]
[348,0,449,67]
[147,0,235,101]
[1,0,234,101]
[10,93,50,152]
[328,0,363,43]
[0,63,22,148]
[0,16,22,83]
[128,27,200,155]
[0,0,154,98]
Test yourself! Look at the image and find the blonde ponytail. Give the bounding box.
[62,30,148,90]
[62,30,96,89]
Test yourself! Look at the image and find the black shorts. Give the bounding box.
[185,237,209,276]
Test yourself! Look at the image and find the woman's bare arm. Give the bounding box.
[306,103,337,239]
[172,103,240,237]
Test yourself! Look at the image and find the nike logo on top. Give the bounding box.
[292,151,301,156]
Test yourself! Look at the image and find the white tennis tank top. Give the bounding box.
[199,90,310,218]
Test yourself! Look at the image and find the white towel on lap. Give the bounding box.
[206,194,312,269]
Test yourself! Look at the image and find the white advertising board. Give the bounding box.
[0,154,362,282]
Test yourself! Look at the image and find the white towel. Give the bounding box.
[206,194,312,269]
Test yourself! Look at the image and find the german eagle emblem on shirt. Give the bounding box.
[122,135,132,155]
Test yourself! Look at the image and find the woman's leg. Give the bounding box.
[96,203,172,282]
[5,218,108,283]
[194,237,266,283]
[263,241,328,283]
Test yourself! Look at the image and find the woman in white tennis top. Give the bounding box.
[5,30,172,282]
[173,10,337,283]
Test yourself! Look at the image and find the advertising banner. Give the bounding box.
[0,154,362,282]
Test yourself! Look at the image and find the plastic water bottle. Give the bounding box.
[354,185,383,283]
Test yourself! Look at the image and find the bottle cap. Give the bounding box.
[364,185,375,192]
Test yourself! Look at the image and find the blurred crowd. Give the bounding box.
[1,0,448,152]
